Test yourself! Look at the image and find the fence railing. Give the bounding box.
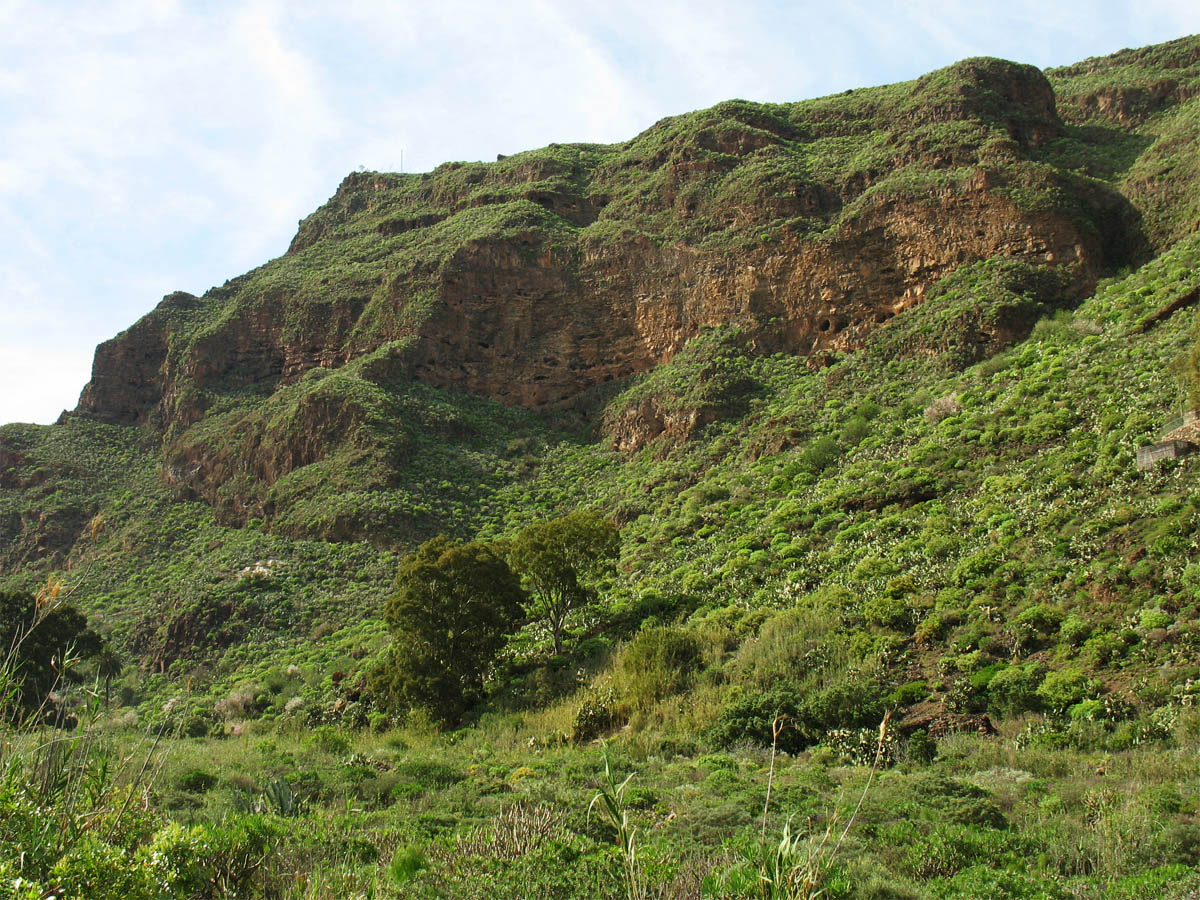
[1162,409,1200,436]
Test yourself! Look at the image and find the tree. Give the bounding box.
[373,536,524,725]
[94,646,124,708]
[0,590,102,716]
[509,510,620,655]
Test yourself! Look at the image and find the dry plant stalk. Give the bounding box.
[455,801,566,860]
[762,714,787,839]
[756,711,892,900]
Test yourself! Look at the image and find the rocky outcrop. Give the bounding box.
[605,395,741,456]
[67,54,1146,516]
[76,291,202,426]
[911,57,1063,149]
[78,61,1123,426]
[1062,79,1197,125]
[398,174,1103,414]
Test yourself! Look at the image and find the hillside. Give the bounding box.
[2,34,1200,900]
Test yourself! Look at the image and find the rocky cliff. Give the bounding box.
[62,44,1198,531]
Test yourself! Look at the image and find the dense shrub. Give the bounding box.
[710,676,886,752]
[987,663,1044,717]
[621,625,702,710]
[1037,668,1100,713]
[373,536,525,725]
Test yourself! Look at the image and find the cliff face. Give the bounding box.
[63,47,1197,530]
[413,174,1099,409]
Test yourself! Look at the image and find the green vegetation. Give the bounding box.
[3,34,1200,899]
[0,588,102,716]
[373,536,524,725]
[510,510,621,655]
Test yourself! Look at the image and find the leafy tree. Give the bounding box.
[509,510,620,655]
[0,590,102,715]
[373,536,524,725]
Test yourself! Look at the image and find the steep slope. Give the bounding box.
[7,35,1200,900]
[1,35,1198,671]
[65,55,1166,536]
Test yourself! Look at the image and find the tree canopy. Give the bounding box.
[373,536,525,725]
[0,590,103,715]
[509,510,620,655]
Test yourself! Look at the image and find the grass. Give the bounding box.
[5,708,1198,897]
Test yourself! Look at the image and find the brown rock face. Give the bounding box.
[76,291,202,426]
[1065,79,1197,125]
[405,181,1098,412]
[83,182,1098,433]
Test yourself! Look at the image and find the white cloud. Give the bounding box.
[0,344,91,425]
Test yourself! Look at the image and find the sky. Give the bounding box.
[1,1,1198,426]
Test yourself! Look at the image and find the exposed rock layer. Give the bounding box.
[66,56,1166,523]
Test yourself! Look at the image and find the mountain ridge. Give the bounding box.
[57,46,1191,537]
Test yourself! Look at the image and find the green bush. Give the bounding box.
[1037,668,1099,713]
[621,625,702,710]
[906,729,937,765]
[146,817,286,899]
[387,844,428,885]
[176,768,219,793]
[710,676,885,752]
[573,686,619,743]
[49,837,161,900]
[1012,603,1064,650]
[304,725,352,756]
[1058,615,1092,647]
[392,759,464,790]
[863,595,915,631]
[799,436,842,474]
[887,681,930,707]
[987,663,1044,717]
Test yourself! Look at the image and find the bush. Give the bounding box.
[924,395,962,424]
[863,595,915,631]
[887,681,930,708]
[1012,604,1063,650]
[987,663,1044,717]
[907,729,937,765]
[799,435,842,474]
[392,760,465,791]
[1058,615,1091,647]
[710,676,885,752]
[621,625,702,710]
[387,844,428,885]
[177,768,219,793]
[147,817,286,899]
[1153,824,1200,866]
[573,686,619,743]
[49,837,160,900]
[304,725,351,756]
[1081,630,1128,667]
[374,535,525,725]
[1037,668,1099,713]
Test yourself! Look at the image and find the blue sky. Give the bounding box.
[1,1,1198,426]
